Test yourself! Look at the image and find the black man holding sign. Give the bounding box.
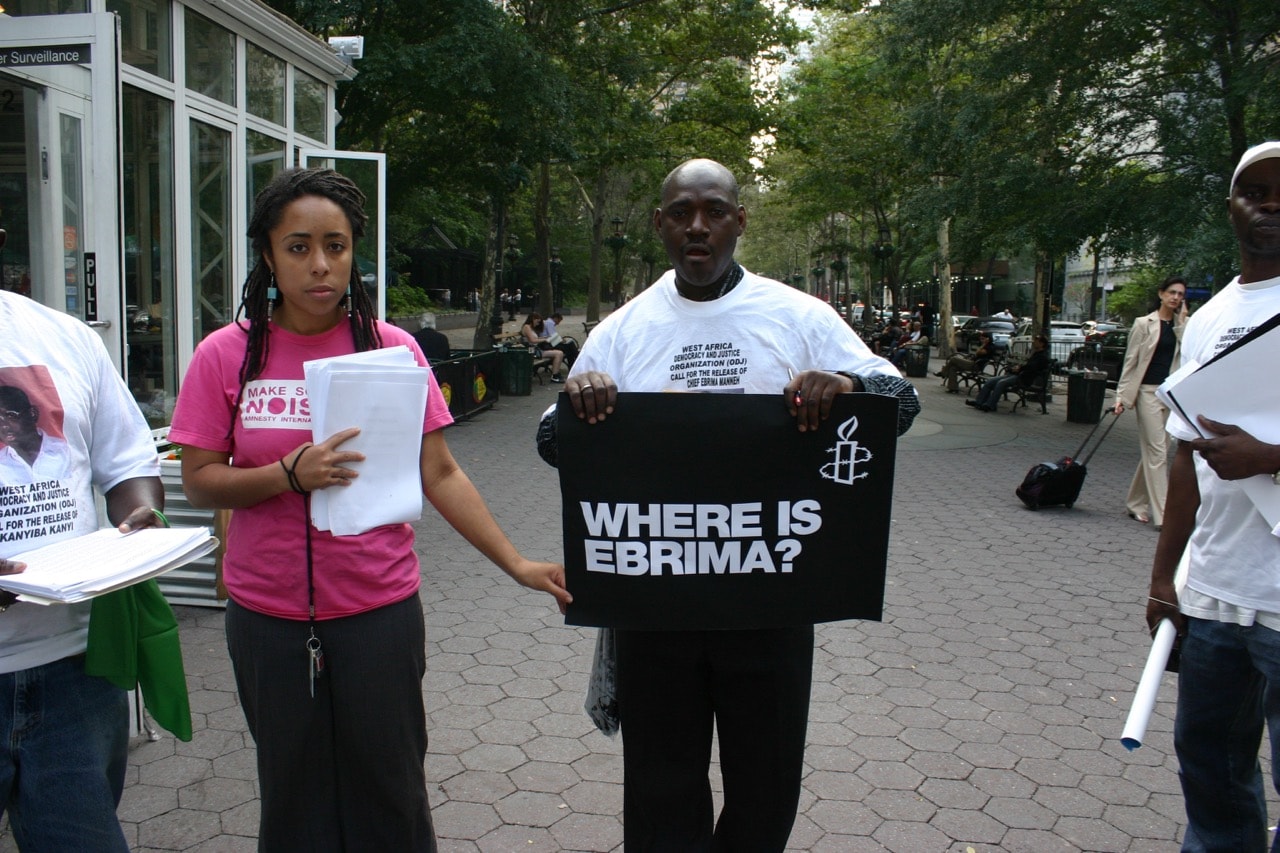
[537,159,919,850]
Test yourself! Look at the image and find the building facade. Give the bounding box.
[1,0,380,425]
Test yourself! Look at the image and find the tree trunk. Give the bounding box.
[937,216,953,358]
[586,168,608,322]
[471,199,502,350]
[534,161,553,314]
[1087,246,1100,321]
[1033,251,1052,337]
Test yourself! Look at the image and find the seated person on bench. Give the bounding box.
[544,313,579,367]
[889,321,928,369]
[967,334,1049,412]
[936,330,995,393]
[521,312,566,383]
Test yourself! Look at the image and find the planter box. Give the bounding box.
[158,458,227,608]
[431,350,499,421]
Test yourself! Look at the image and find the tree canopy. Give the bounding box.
[265,0,1280,330]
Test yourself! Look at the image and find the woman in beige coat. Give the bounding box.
[1112,276,1188,528]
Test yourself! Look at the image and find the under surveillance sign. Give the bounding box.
[557,393,897,630]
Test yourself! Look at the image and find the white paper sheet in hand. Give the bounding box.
[0,527,218,603]
[322,370,428,535]
[1159,324,1280,530]
[303,348,428,535]
[305,348,420,533]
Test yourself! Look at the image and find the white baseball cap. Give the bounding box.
[1231,141,1280,190]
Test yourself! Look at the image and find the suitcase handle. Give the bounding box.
[1069,411,1121,467]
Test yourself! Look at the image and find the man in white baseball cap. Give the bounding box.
[1147,140,1280,850]
[1230,140,1280,194]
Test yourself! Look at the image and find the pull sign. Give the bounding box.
[84,253,98,321]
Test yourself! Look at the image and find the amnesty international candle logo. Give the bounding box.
[557,392,898,630]
[240,380,311,429]
[821,415,873,484]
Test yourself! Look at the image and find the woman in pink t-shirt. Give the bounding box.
[168,168,570,852]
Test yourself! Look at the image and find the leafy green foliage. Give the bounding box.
[385,283,435,316]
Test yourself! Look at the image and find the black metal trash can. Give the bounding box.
[1066,370,1107,424]
[501,348,533,396]
[904,347,930,378]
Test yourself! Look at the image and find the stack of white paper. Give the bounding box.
[304,347,429,536]
[1157,323,1280,531]
[0,527,218,604]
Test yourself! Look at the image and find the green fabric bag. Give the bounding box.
[85,580,193,742]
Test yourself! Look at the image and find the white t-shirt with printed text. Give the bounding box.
[0,293,160,673]
[572,268,902,394]
[1167,274,1280,623]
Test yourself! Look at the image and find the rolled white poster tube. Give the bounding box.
[1121,618,1177,751]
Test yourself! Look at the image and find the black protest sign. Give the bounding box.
[557,392,897,630]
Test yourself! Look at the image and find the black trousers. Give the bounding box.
[615,626,814,852]
[226,595,436,853]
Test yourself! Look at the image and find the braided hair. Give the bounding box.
[232,168,381,412]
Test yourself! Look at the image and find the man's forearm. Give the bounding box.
[1150,443,1199,590]
[104,476,164,527]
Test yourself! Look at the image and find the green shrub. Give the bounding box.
[386,284,434,316]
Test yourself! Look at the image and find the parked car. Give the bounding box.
[1080,320,1120,336]
[954,316,1016,353]
[1009,320,1086,363]
[1066,328,1130,386]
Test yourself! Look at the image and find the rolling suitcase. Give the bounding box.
[1015,412,1119,510]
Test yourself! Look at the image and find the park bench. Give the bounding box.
[958,352,1005,396]
[530,347,553,383]
[1001,359,1057,414]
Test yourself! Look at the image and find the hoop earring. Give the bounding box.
[267,275,279,303]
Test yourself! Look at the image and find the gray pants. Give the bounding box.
[226,594,436,853]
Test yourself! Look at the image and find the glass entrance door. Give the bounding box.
[0,14,124,367]
[0,77,35,300]
[0,77,98,317]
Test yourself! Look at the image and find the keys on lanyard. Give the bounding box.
[307,628,324,698]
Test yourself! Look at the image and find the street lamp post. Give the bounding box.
[549,247,563,312]
[811,264,826,300]
[829,256,848,320]
[603,216,628,309]
[871,226,894,310]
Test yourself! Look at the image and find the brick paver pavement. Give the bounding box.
[38,335,1280,852]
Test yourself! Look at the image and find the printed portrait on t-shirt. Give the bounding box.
[0,364,71,483]
[0,364,79,545]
